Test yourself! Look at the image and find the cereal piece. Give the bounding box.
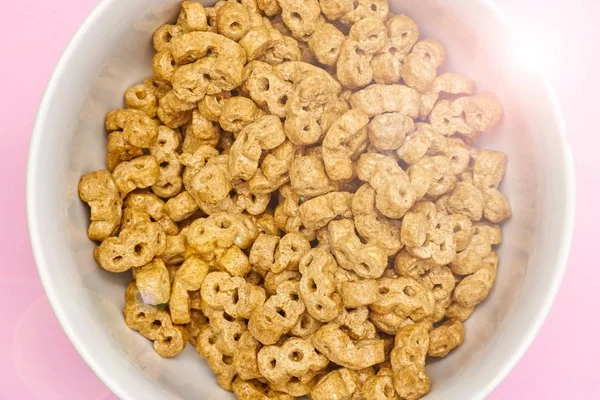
[186,212,258,259]
[105,131,144,172]
[159,229,187,265]
[106,109,159,149]
[311,368,361,400]
[112,156,160,198]
[308,23,345,65]
[473,149,508,190]
[401,211,428,248]
[123,192,178,234]
[152,49,179,82]
[258,337,329,386]
[289,153,338,197]
[334,306,379,340]
[390,324,431,400]
[454,251,498,307]
[157,91,196,129]
[449,223,493,275]
[186,309,208,346]
[444,302,475,322]
[78,170,122,241]
[195,324,237,390]
[428,320,464,358]
[257,0,281,16]
[233,331,262,380]
[165,191,199,222]
[298,191,353,232]
[153,24,183,52]
[264,270,301,295]
[351,184,403,256]
[148,126,183,198]
[328,219,388,279]
[124,282,188,357]
[169,256,210,324]
[216,1,252,41]
[229,115,286,180]
[248,280,305,345]
[271,232,311,273]
[312,323,386,369]
[356,153,416,219]
[322,109,370,181]
[340,0,389,25]
[177,1,209,33]
[393,249,434,280]
[482,188,512,223]
[132,258,170,306]
[350,84,420,119]
[299,247,343,322]
[220,96,264,135]
[361,369,399,400]
[249,233,280,275]
[94,222,166,272]
[371,14,419,84]
[172,56,244,103]
[278,0,322,42]
[232,378,294,400]
[243,61,295,118]
[199,91,232,122]
[372,277,435,322]
[181,148,231,206]
[273,184,316,240]
[406,222,456,267]
[125,83,159,118]
[340,279,379,308]
[170,31,246,65]
[430,94,503,139]
[201,271,266,319]
[290,312,322,338]
[416,155,456,197]
[368,113,414,151]
[447,182,484,221]
[183,110,220,153]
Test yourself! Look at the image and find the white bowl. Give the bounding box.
[27,0,575,399]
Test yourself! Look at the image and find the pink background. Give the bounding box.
[0,0,597,398]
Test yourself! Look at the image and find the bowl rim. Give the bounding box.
[26,0,575,399]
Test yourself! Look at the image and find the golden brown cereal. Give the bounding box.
[177,1,209,33]
[298,191,353,232]
[94,222,166,272]
[78,170,122,241]
[428,320,465,357]
[299,247,343,322]
[248,280,305,344]
[125,83,159,118]
[201,271,266,319]
[390,324,431,400]
[258,337,328,387]
[157,90,196,128]
[351,184,403,256]
[454,251,498,307]
[357,153,416,219]
[232,378,294,400]
[169,256,210,324]
[81,3,513,397]
[312,322,386,369]
[124,282,188,357]
[132,258,170,306]
[328,219,388,279]
[322,109,370,181]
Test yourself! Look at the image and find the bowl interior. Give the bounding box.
[27,0,573,399]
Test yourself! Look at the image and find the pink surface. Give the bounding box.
[0,0,597,398]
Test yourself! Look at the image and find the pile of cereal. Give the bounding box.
[78,0,511,398]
